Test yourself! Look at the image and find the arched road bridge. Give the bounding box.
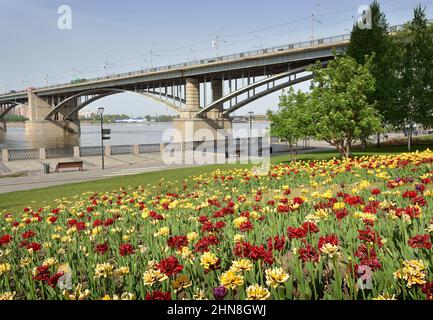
[0,24,405,139]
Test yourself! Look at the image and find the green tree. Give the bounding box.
[305,54,381,158]
[394,6,433,151]
[4,115,28,122]
[267,87,307,156]
[347,1,397,145]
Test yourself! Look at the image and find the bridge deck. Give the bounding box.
[0,37,350,102]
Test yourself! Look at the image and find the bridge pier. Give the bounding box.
[28,91,52,122]
[173,117,233,141]
[65,118,81,134]
[207,79,224,120]
[59,105,81,135]
[179,77,200,120]
[27,91,80,135]
[24,120,79,147]
[0,119,6,132]
[0,119,5,139]
[174,77,232,142]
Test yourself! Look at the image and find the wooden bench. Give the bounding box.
[55,161,84,173]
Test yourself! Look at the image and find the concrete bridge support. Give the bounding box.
[28,92,52,122]
[208,79,224,120]
[58,99,81,135]
[0,119,5,139]
[27,92,80,136]
[0,119,6,132]
[179,77,200,119]
[25,92,81,144]
[65,113,81,134]
[174,77,232,142]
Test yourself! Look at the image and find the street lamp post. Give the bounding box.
[248,111,254,158]
[98,107,105,170]
[248,111,254,135]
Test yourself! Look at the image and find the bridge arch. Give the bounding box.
[196,61,328,118]
[222,73,313,116]
[0,101,21,119]
[0,101,26,133]
[45,88,182,121]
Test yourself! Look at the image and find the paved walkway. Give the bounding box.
[0,145,336,194]
[0,152,163,175]
[0,153,174,194]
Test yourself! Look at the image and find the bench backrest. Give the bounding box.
[57,161,83,167]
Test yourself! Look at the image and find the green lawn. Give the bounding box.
[1,144,432,213]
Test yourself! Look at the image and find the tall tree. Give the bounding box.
[347,1,397,146]
[304,54,381,158]
[267,87,307,157]
[395,6,433,151]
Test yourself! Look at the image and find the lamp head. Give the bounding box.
[98,107,105,115]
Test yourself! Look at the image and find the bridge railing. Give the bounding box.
[46,147,74,159]
[111,144,134,155]
[138,143,160,153]
[79,146,103,157]
[0,137,316,167]
[35,33,351,90]
[3,149,40,161]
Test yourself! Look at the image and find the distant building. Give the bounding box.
[78,111,96,119]
[114,117,147,123]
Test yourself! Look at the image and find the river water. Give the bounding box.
[0,122,270,150]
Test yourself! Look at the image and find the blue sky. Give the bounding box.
[1,0,432,116]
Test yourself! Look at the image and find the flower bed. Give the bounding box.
[2,150,433,300]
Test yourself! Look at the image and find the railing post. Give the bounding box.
[133,144,139,155]
[1,149,8,162]
[39,148,46,160]
[225,136,229,159]
[159,143,165,154]
[104,145,111,157]
[258,137,263,157]
[74,146,80,158]
[214,139,218,155]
